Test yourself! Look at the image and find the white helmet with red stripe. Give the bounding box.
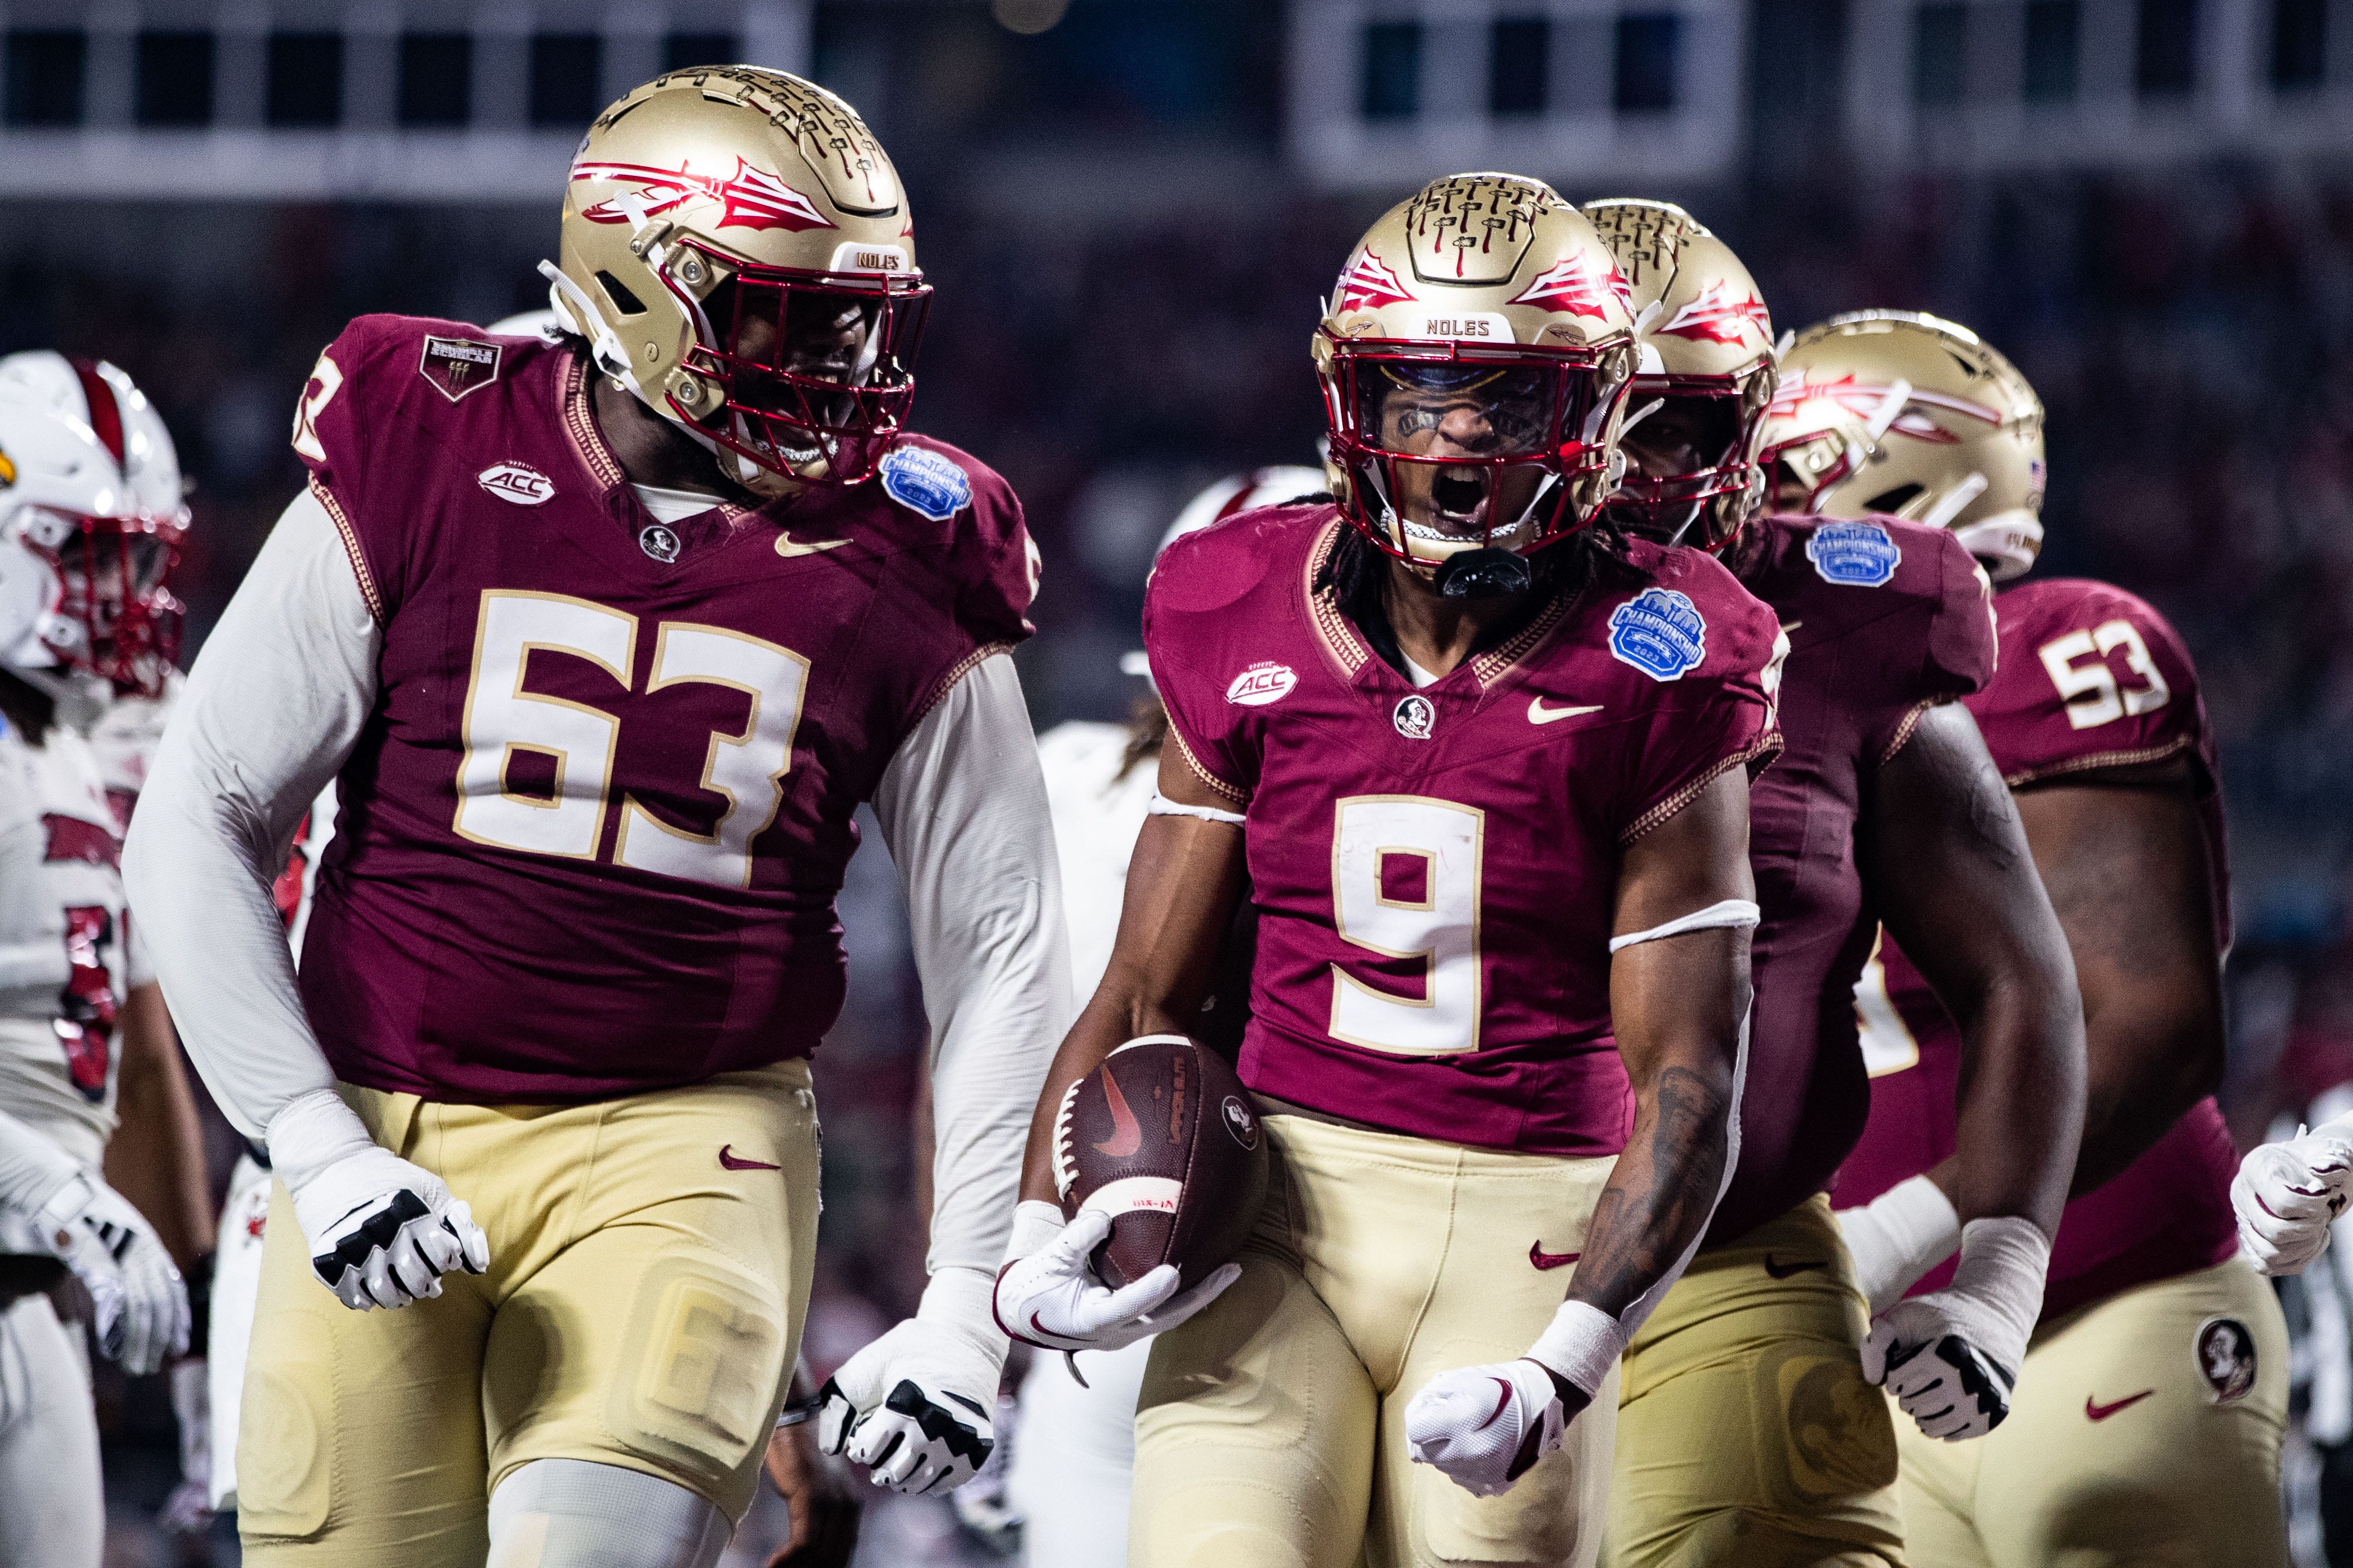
[1156,465,1329,557]
[0,353,188,696]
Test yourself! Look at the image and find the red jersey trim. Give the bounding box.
[1618,734,1783,846]
[908,640,1016,730]
[1879,697,1942,766]
[308,475,384,626]
[1470,588,1579,688]
[1304,520,1373,679]
[559,353,628,492]
[1169,725,1249,806]
[2001,732,2194,789]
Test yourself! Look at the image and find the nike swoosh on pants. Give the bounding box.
[2084,1389,2154,1422]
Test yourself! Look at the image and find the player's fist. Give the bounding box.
[1862,1305,2017,1440]
[2233,1124,2353,1276]
[1405,1358,1574,1497]
[31,1168,189,1374]
[817,1267,1005,1495]
[267,1088,488,1311]
[991,1202,1238,1354]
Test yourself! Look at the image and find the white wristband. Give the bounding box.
[1004,1199,1065,1266]
[263,1087,376,1194]
[1525,1299,1627,1400]
[1941,1215,2050,1369]
[1839,1173,1962,1313]
[1608,899,1761,953]
[1148,793,1245,827]
[920,1263,1011,1367]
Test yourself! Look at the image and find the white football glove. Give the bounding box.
[1862,1216,2047,1441]
[816,1267,1006,1495]
[267,1089,488,1312]
[991,1201,1239,1354]
[2232,1122,2353,1276]
[1835,1174,1962,1314]
[30,1169,190,1375]
[1405,1298,1618,1497]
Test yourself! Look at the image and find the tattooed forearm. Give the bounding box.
[1566,1064,1732,1319]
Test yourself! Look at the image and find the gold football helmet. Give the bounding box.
[1762,311,2047,577]
[1314,173,1638,595]
[1584,198,1775,551]
[545,67,928,498]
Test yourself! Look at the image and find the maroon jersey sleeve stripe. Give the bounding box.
[1618,731,1782,845]
[1168,724,1248,805]
[1998,730,2196,788]
[908,640,1017,729]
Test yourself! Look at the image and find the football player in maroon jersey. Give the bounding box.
[1583,206,2087,1566]
[993,175,1780,1568]
[1798,312,2289,1565]
[124,70,1068,1567]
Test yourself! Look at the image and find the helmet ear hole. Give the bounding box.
[596,271,649,317]
[1862,483,1923,515]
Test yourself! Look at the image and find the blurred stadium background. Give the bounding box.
[6,0,2352,1560]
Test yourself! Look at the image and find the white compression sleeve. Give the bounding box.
[0,1103,82,1214]
[121,488,380,1142]
[874,654,1073,1278]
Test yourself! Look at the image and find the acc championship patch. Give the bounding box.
[879,446,972,521]
[1609,588,1708,681]
[1805,520,1903,586]
[418,336,504,403]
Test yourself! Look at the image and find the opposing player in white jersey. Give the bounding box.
[1000,465,1323,1567]
[0,369,199,1567]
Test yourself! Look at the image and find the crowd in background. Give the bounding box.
[8,155,2353,1561]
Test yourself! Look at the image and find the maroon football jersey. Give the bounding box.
[1146,508,1782,1156]
[1833,577,2238,1318]
[290,314,1036,1102]
[1706,515,1995,1244]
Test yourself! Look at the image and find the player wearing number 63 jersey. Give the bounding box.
[999,177,1783,1568]
[1816,312,2289,1566]
[124,68,1068,1568]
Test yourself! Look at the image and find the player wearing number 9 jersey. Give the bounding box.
[996,177,1783,1568]
[1815,312,2289,1567]
[124,68,1068,1568]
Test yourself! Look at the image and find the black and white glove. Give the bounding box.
[1862,1216,2049,1441]
[2232,1120,2353,1276]
[816,1267,1005,1495]
[1405,1299,1618,1497]
[31,1168,190,1374]
[990,1201,1238,1354]
[268,1089,488,1311]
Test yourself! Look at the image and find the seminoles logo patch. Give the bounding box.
[571,157,836,234]
[1805,520,1902,586]
[1225,662,1297,707]
[1394,693,1437,740]
[1654,281,1771,345]
[878,447,972,522]
[1332,251,1414,314]
[2195,1317,2257,1404]
[477,462,555,505]
[1507,253,1636,321]
[418,336,503,404]
[1608,588,1708,681]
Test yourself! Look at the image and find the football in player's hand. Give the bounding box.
[1052,1034,1267,1291]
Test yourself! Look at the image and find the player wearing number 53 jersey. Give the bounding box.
[124,69,1067,1568]
[1815,312,2288,1567]
[995,177,1782,1568]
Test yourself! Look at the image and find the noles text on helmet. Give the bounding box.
[545,66,930,501]
[1314,174,1639,599]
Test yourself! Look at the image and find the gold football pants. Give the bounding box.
[1603,1196,1904,1568]
[1894,1259,2288,1568]
[1131,1112,1620,1568]
[236,1061,820,1566]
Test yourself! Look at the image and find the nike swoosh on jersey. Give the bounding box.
[776,532,852,557]
[1094,1068,1142,1158]
[1527,698,1605,725]
[717,1145,781,1171]
[2084,1389,2155,1422]
[1763,1255,1826,1279]
[1529,1242,1581,1271]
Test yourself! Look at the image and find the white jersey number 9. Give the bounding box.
[454,590,807,889]
[2038,619,2171,731]
[1328,795,1484,1057]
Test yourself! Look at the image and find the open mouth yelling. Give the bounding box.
[1429,467,1489,534]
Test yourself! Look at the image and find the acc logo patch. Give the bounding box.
[2195,1317,2257,1404]
[477,462,554,505]
[1609,588,1709,681]
[418,336,504,403]
[879,446,972,522]
[1806,520,1903,587]
[1225,661,1296,707]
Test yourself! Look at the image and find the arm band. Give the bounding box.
[1148,793,1245,826]
[1607,898,1761,953]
